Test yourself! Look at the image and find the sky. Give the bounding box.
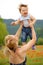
[0,0,43,20]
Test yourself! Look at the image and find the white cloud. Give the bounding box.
[0,0,43,19]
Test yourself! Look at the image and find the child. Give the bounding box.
[11,4,36,49]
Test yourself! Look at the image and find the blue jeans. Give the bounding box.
[21,26,32,42]
[21,26,37,49]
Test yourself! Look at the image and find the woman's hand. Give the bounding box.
[20,22,24,26]
[29,22,33,28]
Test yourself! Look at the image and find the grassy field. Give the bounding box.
[27,45,43,65]
[0,45,43,65]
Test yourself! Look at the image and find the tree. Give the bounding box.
[0,18,9,46]
[37,38,43,45]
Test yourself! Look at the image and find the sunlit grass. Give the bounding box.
[0,45,43,65]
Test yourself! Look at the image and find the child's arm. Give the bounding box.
[11,19,20,26]
[29,15,36,25]
[28,15,36,27]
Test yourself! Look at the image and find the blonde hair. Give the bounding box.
[19,4,28,13]
[4,35,17,50]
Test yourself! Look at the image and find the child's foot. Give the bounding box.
[32,45,36,50]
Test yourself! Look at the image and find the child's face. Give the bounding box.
[20,7,28,17]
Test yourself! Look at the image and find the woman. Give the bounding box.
[4,24,36,65]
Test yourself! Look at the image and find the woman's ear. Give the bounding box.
[6,40,10,46]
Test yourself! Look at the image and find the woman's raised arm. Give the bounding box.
[15,24,23,41]
[20,25,36,52]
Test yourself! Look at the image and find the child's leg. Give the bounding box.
[21,31,27,45]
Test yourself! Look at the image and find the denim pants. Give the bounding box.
[21,26,32,42]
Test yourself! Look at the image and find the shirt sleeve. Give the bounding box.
[26,14,30,19]
[19,16,23,21]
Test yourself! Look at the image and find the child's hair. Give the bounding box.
[19,4,28,13]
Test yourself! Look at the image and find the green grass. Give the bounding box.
[0,58,9,65]
[0,45,43,65]
[0,56,43,65]
[26,55,43,65]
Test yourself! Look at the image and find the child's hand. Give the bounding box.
[11,22,16,26]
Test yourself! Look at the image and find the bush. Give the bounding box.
[0,18,9,46]
[37,38,43,45]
